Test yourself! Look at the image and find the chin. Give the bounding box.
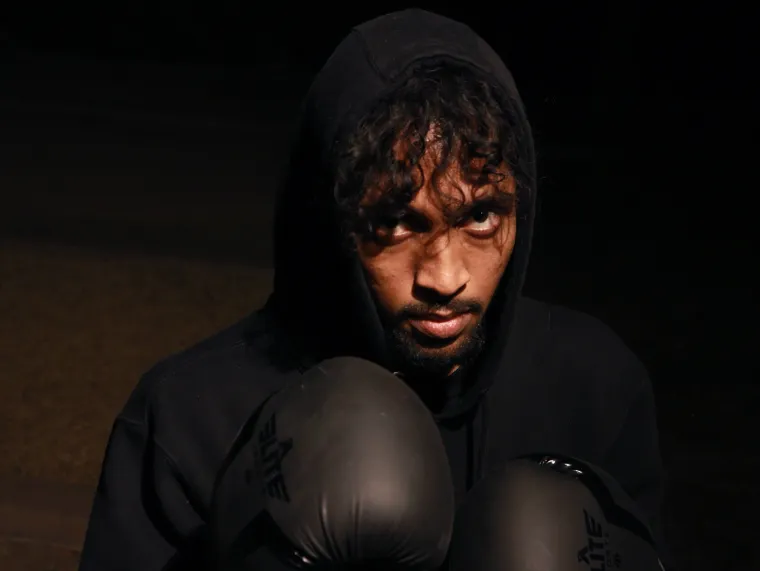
[413,334,471,356]
[388,326,486,377]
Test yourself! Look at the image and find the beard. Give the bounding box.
[383,299,487,380]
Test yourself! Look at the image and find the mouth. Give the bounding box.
[407,312,471,341]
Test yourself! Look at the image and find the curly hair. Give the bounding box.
[331,62,530,244]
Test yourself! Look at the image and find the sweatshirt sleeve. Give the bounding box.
[603,374,673,569]
[78,416,206,571]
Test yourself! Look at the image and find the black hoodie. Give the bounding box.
[79,9,667,571]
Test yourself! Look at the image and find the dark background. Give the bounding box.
[4,2,754,377]
[1,2,757,570]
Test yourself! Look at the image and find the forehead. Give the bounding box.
[364,130,507,210]
[412,159,488,213]
[360,158,484,215]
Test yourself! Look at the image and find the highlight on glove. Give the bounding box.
[210,356,456,570]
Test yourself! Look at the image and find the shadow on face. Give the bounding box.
[354,132,518,379]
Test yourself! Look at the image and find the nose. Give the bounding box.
[414,235,470,301]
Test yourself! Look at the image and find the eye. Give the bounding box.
[463,206,502,237]
[372,214,413,243]
[471,207,491,223]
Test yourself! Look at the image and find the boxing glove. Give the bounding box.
[210,356,455,570]
[447,454,664,571]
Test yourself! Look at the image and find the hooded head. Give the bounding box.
[270,9,537,419]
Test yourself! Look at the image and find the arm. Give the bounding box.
[78,417,205,571]
[603,376,673,569]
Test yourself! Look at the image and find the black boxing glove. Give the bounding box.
[211,356,455,570]
[448,454,664,571]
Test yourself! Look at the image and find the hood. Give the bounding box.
[269,9,537,421]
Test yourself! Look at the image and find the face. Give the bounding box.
[354,134,518,379]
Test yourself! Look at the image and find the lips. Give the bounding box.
[408,313,470,340]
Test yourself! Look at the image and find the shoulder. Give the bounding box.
[549,304,641,361]
[102,307,300,511]
[118,307,296,451]
[515,297,649,400]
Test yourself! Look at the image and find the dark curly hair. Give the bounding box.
[331,62,530,244]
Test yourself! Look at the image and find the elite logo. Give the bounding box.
[576,509,622,570]
[256,412,294,503]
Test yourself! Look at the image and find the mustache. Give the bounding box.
[398,299,483,320]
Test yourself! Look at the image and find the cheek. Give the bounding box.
[465,220,516,299]
[469,251,510,299]
[359,254,415,313]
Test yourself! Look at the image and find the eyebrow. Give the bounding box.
[385,193,515,228]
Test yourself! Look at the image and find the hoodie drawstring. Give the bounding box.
[465,396,490,491]
[465,416,475,490]
[477,396,489,482]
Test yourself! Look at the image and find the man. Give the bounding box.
[79,9,667,570]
